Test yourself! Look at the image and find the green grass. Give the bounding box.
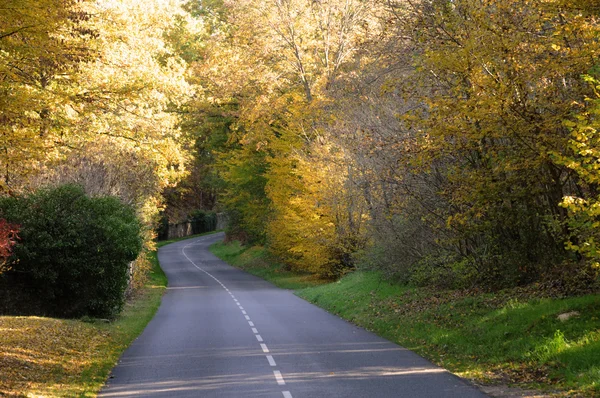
[184,238,600,396]
[209,241,327,289]
[298,271,600,397]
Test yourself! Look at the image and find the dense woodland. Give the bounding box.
[1,0,600,315]
[185,0,600,290]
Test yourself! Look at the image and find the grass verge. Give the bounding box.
[298,271,600,397]
[209,240,327,289]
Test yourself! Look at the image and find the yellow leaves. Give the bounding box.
[407,0,600,231]
[0,2,89,190]
[560,195,587,210]
[559,81,600,252]
[264,115,368,276]
[220,0,377,103]
[0,316,105,396]
[0,0,193,207]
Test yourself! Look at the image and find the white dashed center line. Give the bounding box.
[273,371,286,385]
[182,240,292,398]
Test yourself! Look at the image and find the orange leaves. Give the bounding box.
[0,219,19,273]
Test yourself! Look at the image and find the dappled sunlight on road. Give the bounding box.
[101,376,278,397]
[103,341,452,397]
[110,348,267,367]
[110,342,411,367]
[101,366,450,397]
[282,366,447,381]
[266,341,408,354]
[100,365,451,397]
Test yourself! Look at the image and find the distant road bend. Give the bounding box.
[100,232,488,397]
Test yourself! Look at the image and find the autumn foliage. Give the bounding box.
[2,0,600,298]
[0,219,19,272]
[183,0,600,288]
[1,0,199,315]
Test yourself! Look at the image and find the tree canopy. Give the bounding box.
[183,0,600,287]
[3,0,600,290]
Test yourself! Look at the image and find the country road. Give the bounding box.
[100,233,488,397]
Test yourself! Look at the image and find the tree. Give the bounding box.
[0,0,94,192]
[1,0,195,215]
[182,0,600,287]
[187,0,378,272]
[385,0,600,285]
[1,0,201,293]
[555,73,600,275]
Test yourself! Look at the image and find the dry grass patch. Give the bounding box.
[0,317,107,396]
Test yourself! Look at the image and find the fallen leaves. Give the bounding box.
[0,316,109,396]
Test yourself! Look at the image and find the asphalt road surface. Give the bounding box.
[100,233,488,397]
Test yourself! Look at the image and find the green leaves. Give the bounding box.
[556,74,600,269]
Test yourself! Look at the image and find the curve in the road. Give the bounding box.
[181,240,292,397]
[100,233,488,398]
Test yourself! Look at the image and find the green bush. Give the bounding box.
[0,185,142,318]
[188,210,217,234]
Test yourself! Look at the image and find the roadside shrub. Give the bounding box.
[0,184,142,318]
